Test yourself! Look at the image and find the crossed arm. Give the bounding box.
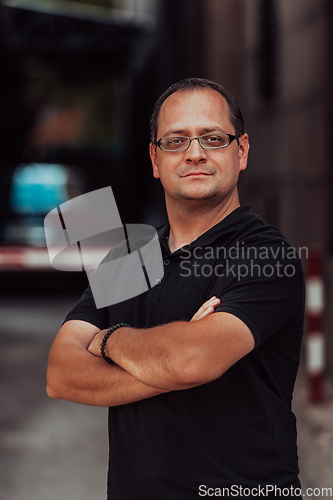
[46,297,255,407]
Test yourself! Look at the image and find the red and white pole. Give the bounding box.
[306,247,325,403]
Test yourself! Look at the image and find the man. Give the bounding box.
[47,78,304,499]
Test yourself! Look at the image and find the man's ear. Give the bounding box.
[238,133,249,172]
[149,142,160,179]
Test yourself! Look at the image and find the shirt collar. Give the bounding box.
[158,205,251,252]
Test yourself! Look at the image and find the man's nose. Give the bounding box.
[184,138,207,162]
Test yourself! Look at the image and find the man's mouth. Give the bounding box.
[182,172,212,177]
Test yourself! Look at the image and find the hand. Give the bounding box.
[190,296,221,322]
[87,330,106,357]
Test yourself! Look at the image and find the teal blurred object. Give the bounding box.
[10,164,69,214]
[3,163,84,246]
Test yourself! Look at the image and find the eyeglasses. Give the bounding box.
[156,133,239,152]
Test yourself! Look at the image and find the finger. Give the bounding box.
[200,296,220,312]
[195,305,214,321]
[195,297,220,315]
[200,296,219,309]
[87,333,102,356]
[190,297,220,321]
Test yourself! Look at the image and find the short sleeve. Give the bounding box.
[212,240,305,348]
[63,284,109,330]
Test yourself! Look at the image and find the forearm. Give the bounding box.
[103,312,254,391]
[46,322,168,407]
[105,321,206,391]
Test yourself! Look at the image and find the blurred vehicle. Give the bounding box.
[2,163,85,247]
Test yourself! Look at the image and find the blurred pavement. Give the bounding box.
[293,372,333,498]
[0,294,332,500]
[0,294,108,500]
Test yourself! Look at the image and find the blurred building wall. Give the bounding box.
[244,0,326,248]
[242,0,332,377]
[203,0,247,113]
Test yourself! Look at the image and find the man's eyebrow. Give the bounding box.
[162,127,227,137]
[200,127,226,134]
[163,129,188,136]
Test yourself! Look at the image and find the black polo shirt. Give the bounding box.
[64,205,305,499]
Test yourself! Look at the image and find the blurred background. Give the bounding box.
[0,0,332,498]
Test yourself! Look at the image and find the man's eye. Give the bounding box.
[201,134,229,147]
[168,137,185,145]
[206,135,221,142]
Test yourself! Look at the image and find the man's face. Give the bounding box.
[149,88,249,206]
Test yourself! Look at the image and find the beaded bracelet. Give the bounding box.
[100,323,129,364]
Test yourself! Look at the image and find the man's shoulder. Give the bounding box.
[193,205,295,253]
[224,205,299,253]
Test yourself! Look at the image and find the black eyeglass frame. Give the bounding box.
[155,133,239,152]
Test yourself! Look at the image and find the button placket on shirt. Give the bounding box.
[152,255,172,289]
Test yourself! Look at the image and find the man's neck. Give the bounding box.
[166,192,240,253]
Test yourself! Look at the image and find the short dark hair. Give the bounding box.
[150,77,246,144]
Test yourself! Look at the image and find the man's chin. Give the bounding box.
[174,187,219,201]
[175,191,219,204]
